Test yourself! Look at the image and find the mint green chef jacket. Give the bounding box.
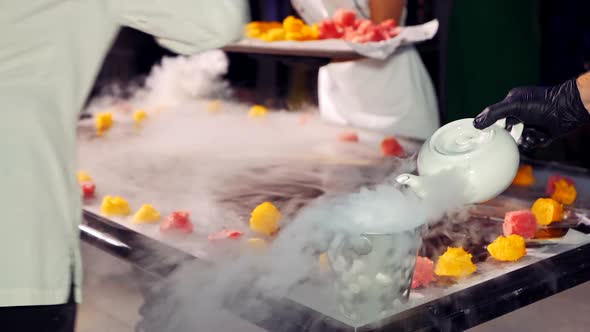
[0,0,248,306]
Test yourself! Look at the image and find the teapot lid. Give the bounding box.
[429,118,496,156]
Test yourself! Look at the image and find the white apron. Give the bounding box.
[317,1,439,140]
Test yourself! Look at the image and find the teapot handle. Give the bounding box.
[494,119,524,144]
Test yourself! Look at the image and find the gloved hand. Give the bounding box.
[473,78,590,150]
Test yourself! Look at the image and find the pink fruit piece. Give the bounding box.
[208,229,244,241]
[318,20,343,39]
[503,210,537,239]
[333,9,357,28]
[379,19,398,29]
[412,256,434,289]
[381,136,405,157]
[355,19,373,34]
[160,211,194,234]
[81,182,96,199]
[298,114,311,125]
[342,26,358,41]
[351,35,370,43]
[366,27,383,42]
[546,175,575,195]
[338,131,359,143]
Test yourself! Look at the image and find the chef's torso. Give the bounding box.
[0,1,118,306]
[0,0,247,306]
[318,0,439,140]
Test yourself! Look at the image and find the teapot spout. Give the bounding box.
[396,174,428,199]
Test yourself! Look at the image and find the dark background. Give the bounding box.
[89,0,590,168]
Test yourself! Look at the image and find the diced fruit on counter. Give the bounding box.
[412,256,434,289]
[247,238,268,250]
[133,110,147,127]
[318,252,331,275]
[95,112,114,135]
[250,202,282,236]
[532,198,564,226]
[77,171,93,184]
[207,100,222,113]
[133,204,162,224]
[512,165,535,186]
[208,229,244,241]
[381,136,404,157]
[161,211,194,234]
[81,182,96,199]
[434,247,477,278]
[338,131,359,143]
[551,178,577,205]
[503,210,537,239]
[487,235,526,262]
[546,175,575,195]
[248,105,269,118]
[100,196,131,216]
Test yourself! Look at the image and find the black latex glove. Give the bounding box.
[473,78,590,150]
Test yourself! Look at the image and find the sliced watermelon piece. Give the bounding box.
[338,131,359,142]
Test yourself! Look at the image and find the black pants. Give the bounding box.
[0,286,77,332]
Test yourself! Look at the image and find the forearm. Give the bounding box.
[576,71,590,112]
[369,0,404,23]
[112,0,249,55]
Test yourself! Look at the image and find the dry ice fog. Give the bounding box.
[79,51,470,331]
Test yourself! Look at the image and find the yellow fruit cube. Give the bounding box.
[283,16,304,33]
[133,204,161,224]
[247,238,268,250]
[487,235,526,262]
[133,110,147,127]
[266,28,286,41]
[299,25,318,41]
[207,100,222,113]
[77,171,92,184]
[100,196,131,217]
[95,112,114,135]
[434,247,477,278]
[249,202,281,236]
[512,165,535,186]
[532,198,563,226]
[310,24,320,40]
[248,105,268,118]
[551,179,577,205]
[285,31,306,41]
[318,253,331,275]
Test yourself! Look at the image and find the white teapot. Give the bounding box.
[396,118,523,204]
